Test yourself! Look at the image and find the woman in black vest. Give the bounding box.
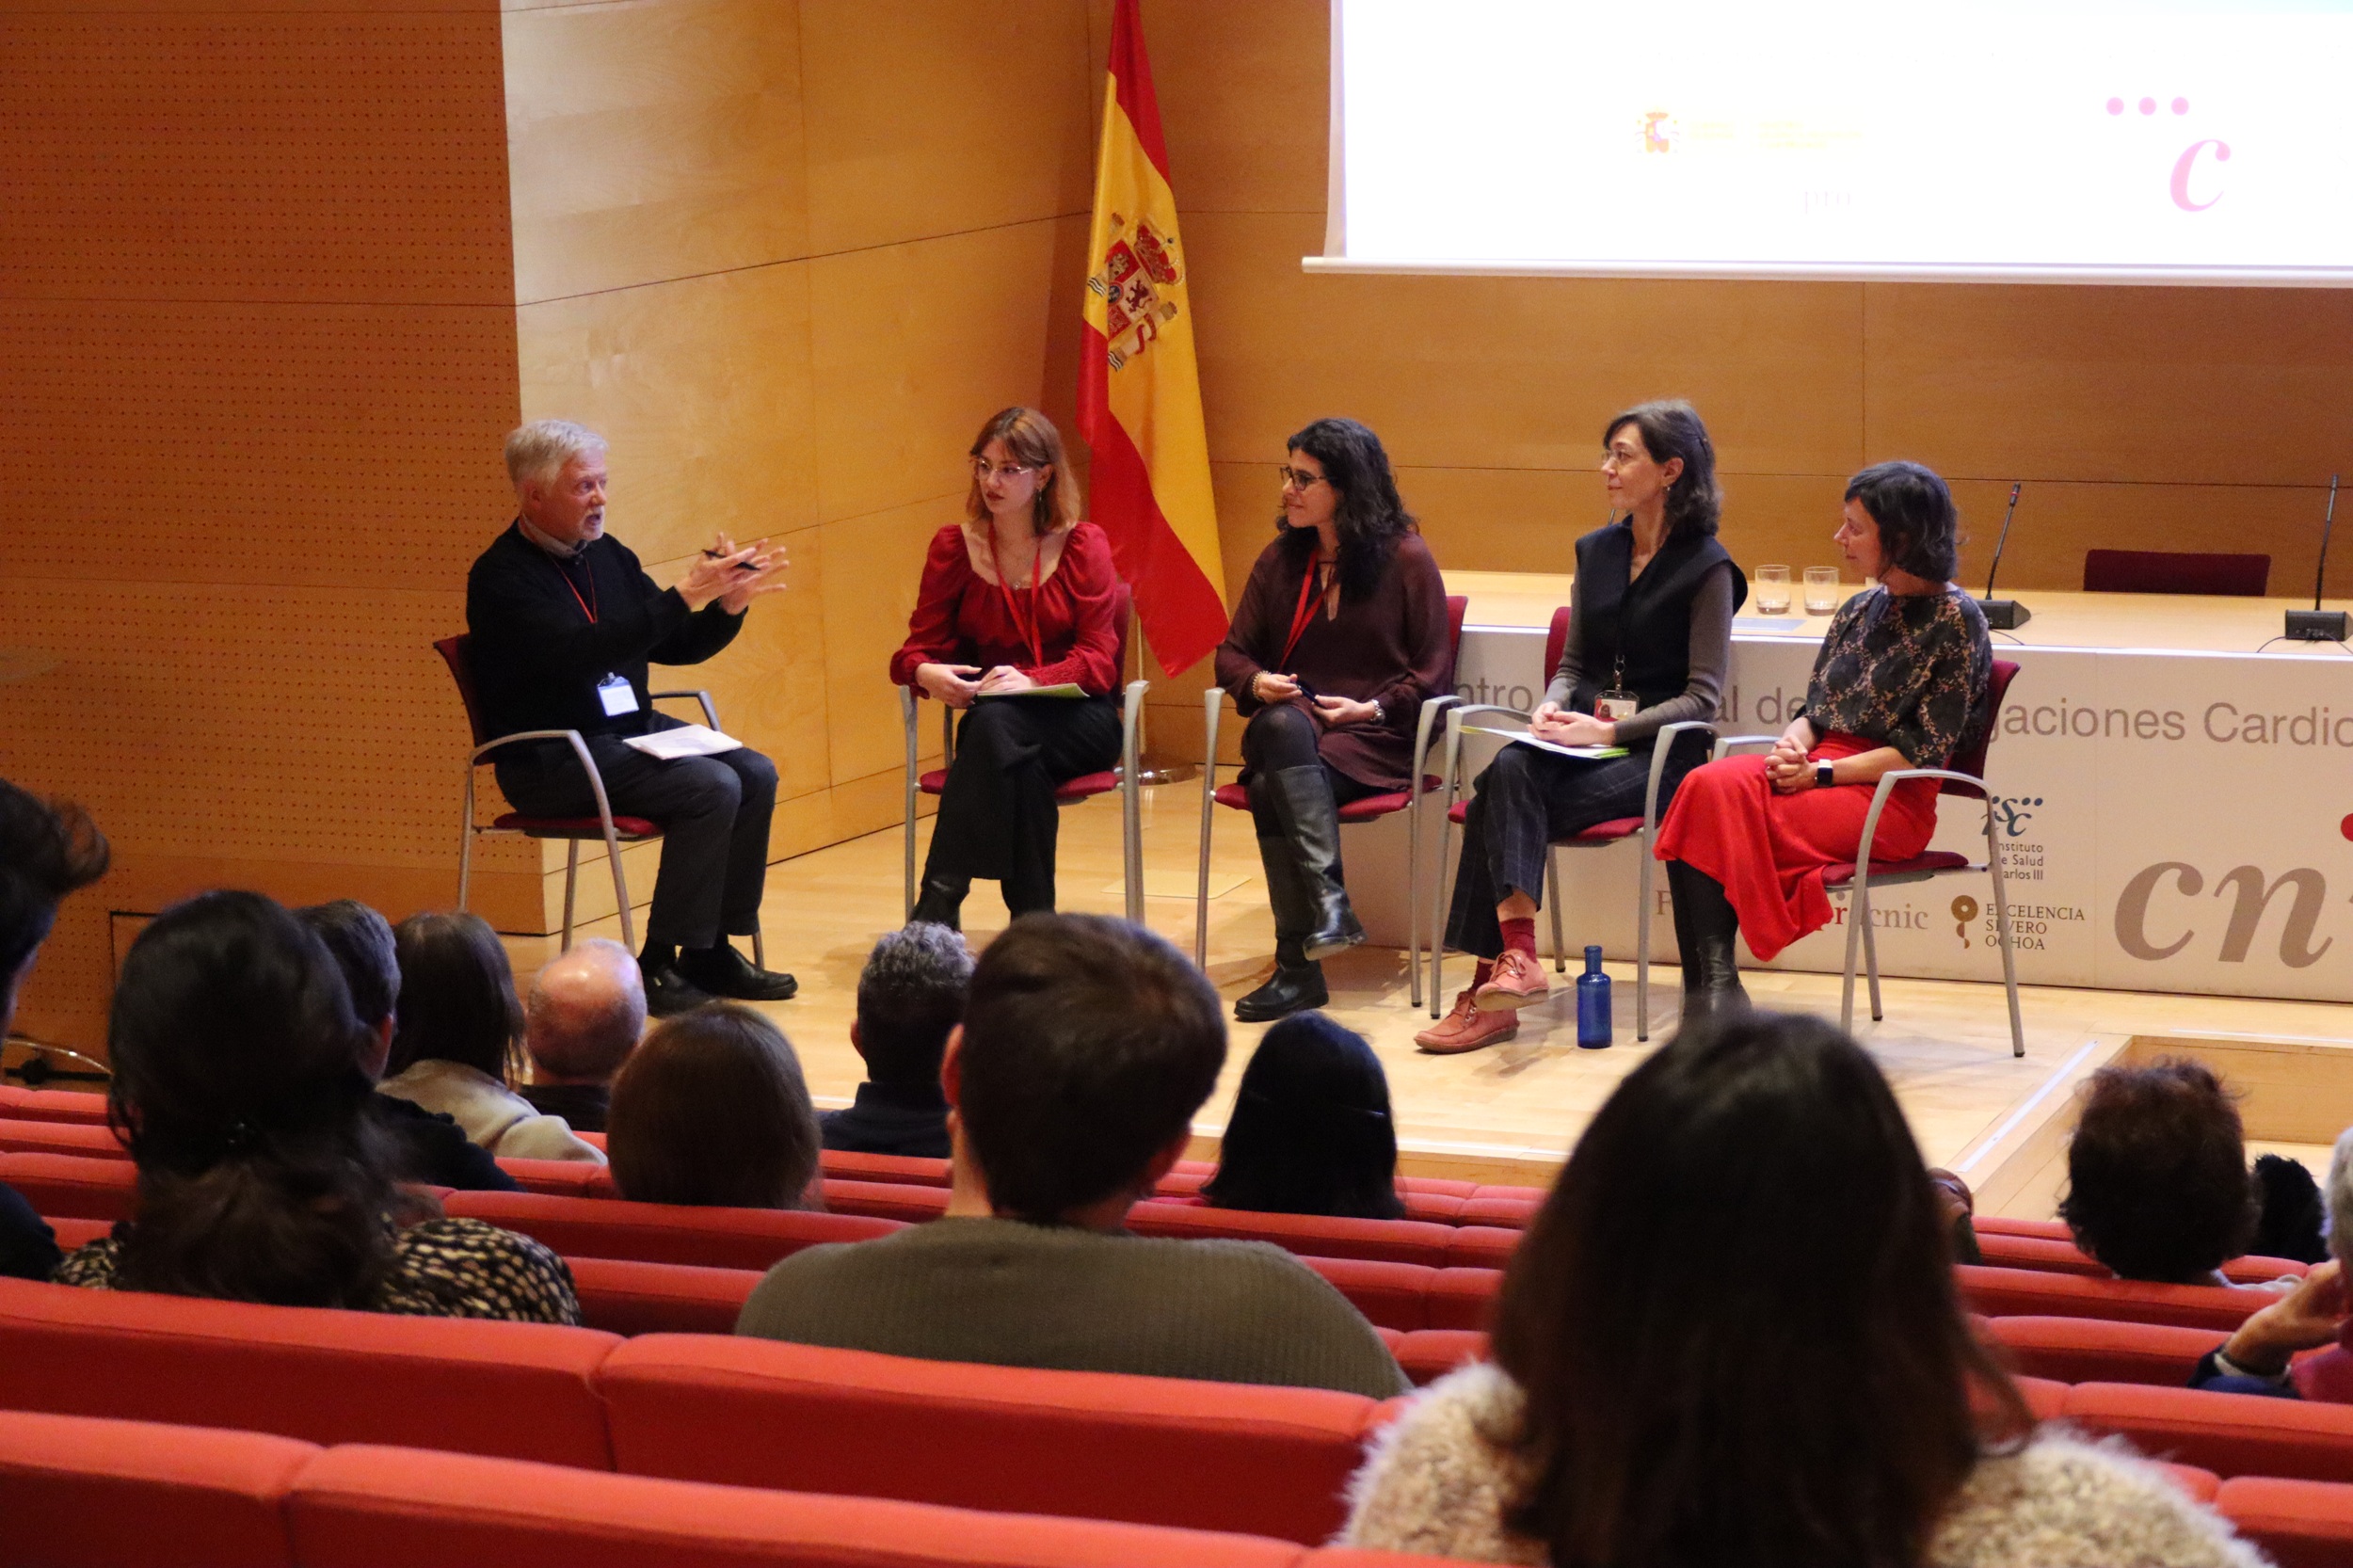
[1417,401,1745,1053]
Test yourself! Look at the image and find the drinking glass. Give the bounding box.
[1803,568,1841,615]
[1753,565,1791,614]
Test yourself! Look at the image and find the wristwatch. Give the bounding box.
[1814,761,1835,790]
[1370,699,1386,726]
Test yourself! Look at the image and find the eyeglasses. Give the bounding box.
[1277,466,1328,491]
[972,458,1039,481]
[1600,446,1651,471]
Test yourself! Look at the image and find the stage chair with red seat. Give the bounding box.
[0,1276,617,1467]
[288,1443,1316,1568]
[2084,549,2271,598]
[0,1408,317,1568]
[1194,595,1469,1006]
[1958,1262,2269,1333]
[2063,1382,2353,1483]
[594,1335,1403,1544]
[1424,603,1723,1038]
[898,583,1148,923]
[2215,1476,2353,1568]
[435,632,770,961]
[442,1189,902,1272]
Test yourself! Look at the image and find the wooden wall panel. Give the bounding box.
[820,496,965,786]
[504,0,808,303]
[799,0,1094,256]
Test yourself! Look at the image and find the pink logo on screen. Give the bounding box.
[2105,93,2229,212]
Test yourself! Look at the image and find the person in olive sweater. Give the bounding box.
[737,914,1407,1400]
[464,420,796,1016]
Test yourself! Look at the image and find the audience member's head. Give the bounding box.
[2329,1128,2353,1274]
[2060,1058,2256,1283]
[0,779,110,1038]
[1490,1009,2021,1568]
[607,1004,820,1208]
[525,937,645,1086]
[2252,1151,2330,1266]
[952,914,1225,1225]
[388,912,523,1084]
[107,890,402,1307]
[1203,1012,1403,1220]
[296,900,401,1080]
[854,923,973,1090]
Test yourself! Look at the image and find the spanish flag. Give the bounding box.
[1079,0,1227,676]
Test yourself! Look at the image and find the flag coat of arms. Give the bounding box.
[1078,0,1227,676]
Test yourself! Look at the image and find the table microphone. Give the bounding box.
[1975,481,2030,630]
[2286,474,2349,642]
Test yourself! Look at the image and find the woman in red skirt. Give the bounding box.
[1655,461,1992,1013]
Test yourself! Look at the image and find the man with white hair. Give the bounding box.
[467,420,797,1016]
[518,936,646,1132]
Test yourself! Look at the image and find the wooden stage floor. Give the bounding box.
[528,784,2353,1220]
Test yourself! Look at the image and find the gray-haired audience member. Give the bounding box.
[296,901,517,1194]
[736,913,1407,1398]
[518,937,646,1133]
[2189,1126,2353,1398]
[819,922,974,1160]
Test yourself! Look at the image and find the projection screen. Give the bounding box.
[1314,0,2353,286]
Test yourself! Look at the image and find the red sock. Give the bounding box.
[1473,958,1496,986]
[1499,919,1538,960]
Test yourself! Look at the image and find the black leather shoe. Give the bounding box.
[1233,962,1328,1022]
[641,960,718,1018]
[908,874,968,932]
[676,943,799,1002]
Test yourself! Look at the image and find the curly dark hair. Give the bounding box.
[1605,400,1721,539]
[2061,1059,2257,1283]
[1491,1009,2025,1568]
[1274,417,1417,601]
[1846,460,1961,582]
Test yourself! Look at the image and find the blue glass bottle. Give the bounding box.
[1576,945,1612,1049]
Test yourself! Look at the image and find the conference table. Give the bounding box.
[1337,572,2353,1006]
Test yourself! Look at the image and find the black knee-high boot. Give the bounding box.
[1665,859,1748,1016]
[1234,834,1329,1022]
[1265,767,1366,961]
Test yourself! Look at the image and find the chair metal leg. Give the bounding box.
[1545,849,1566,970]
[1635,829,1653,1042]
[1863,908,1884,1021]
[1986,808,2026,1058]
[1195,690,1221,968]
[1120,680,1147,924]
[560,840,580,953]
[1839,877,1869,1035]
[456,768,477,910]
[901,687,920,921]
[603,832,636,952]
[1428,720,1465,1017]
[753,929,766,968]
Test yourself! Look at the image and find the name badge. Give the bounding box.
[597,675,640,717]
[1595,689,1639,722]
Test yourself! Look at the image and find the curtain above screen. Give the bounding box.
[1316,0,2353,286]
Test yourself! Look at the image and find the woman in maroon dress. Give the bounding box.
[889,408,1122,928]
[1213,418,1451,1021]
[1655,461,1993,1012]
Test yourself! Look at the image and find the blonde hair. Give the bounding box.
[966,408,1078,538]
[504,420,608,488]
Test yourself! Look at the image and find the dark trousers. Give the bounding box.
[495,715,777,954]
[1442,740,1692,959]
[1239,702,1379,836]
[923,696,1121,914]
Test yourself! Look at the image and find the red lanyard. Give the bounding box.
[980,526,1045,669]
[534,529,599,623]
[1278,556,1330,669]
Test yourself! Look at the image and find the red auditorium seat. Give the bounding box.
[0,1117,124,1159]
[495,1156,611,1196]
[2215,1476,2353,1568]
[821,1177,954,1222]
[0,1085,110,1124]
[1124,1203,1458,1266]
[2064,1383,2353,1482]
[0,1151,136,1219]
[1958,1263,2268,1332]
[1427,1268,1501,1331]
[441,1189,902,1271]
[568,1256,762,1336]
[594,1335,1405,1544]
[822,1148,953,1187]
[289,1444,1308,1568]
[1988,1315,2228,1387]
[1394,1330,1486,1385]
[0,1408,316,1568]
[1298,1256,1436,1331]
[1973,1227,2310,1286]
[0,1276,616,1467]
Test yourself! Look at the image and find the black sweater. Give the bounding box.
[464,523,744,744]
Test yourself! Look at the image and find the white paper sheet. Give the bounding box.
[976,683,1089,700]
[621,724,744,760]
[1465,726,1627,761]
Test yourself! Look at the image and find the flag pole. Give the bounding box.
[1128,599,1198,787]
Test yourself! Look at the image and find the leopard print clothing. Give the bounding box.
[53,1216,581,1325]
[1797,585,1993,769]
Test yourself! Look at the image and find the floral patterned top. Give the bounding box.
[1797,586,1993,769]
[53,1216,581,1325]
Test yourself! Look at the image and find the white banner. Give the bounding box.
[1448,625,2353,1003]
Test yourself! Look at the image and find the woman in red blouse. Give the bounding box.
[889,408,1122,928]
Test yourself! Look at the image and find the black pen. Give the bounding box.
[702,548,760,572]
